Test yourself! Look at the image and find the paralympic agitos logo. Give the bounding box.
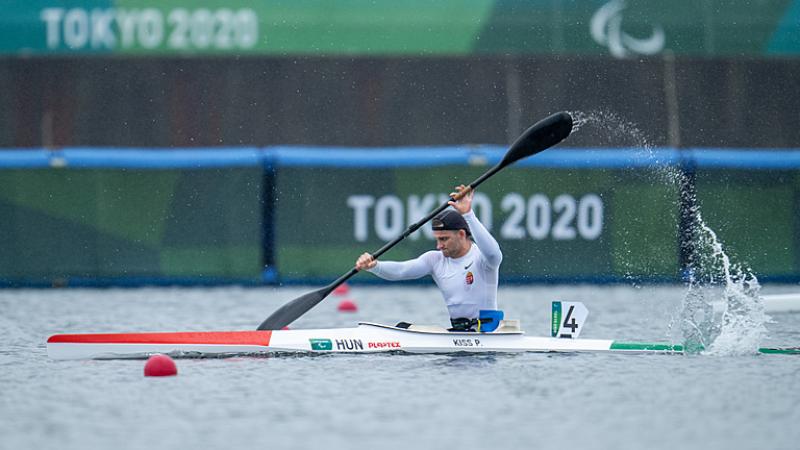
[590,0,665,58]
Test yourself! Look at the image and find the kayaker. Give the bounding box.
[355,185,503,331]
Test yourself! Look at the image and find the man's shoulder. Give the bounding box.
[420,249,441,258]
[419,250,443,263]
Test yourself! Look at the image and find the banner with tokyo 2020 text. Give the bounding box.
[272,153,681,283]
[2,1,799,57]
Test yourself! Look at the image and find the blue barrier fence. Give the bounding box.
[3,147,800,169]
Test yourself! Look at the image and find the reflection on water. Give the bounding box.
[431,353,502,369]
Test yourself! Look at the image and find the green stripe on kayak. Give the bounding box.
[758,347,800,355]
[610,342,684,352]
[611,342,800,355]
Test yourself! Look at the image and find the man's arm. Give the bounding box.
[449,185,502,269]
[463,210,502,268]
[355,252,433,281]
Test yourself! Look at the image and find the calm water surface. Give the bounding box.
[1,285,799,450]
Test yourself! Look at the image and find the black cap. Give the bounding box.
[432,210,471,236]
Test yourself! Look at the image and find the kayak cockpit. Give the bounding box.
[356,321,524,335]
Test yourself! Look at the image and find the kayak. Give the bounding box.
[46,301,800,360]
[45,321,675,360]
[46,321,800,360]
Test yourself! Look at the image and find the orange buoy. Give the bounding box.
[337,299,358,312]
[333,283,351,296]
[144,354,178,377]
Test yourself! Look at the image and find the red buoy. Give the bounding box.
[337,299,358,312]
[333,283,350,296]
[144,354,178,377]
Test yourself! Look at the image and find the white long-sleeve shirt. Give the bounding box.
[367,210,502,319]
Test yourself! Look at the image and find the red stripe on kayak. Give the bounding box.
[47,331,272,346]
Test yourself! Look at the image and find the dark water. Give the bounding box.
[1,285,799,450]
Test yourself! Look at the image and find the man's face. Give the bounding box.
[434,229,467,258]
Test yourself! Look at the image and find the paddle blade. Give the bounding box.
[501,111,573,168]
[257,287,328,330]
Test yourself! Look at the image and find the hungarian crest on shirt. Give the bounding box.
[465,271,474,285]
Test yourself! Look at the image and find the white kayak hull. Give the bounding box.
[47,321,789,360]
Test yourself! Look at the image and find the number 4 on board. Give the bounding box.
[551,301,589,339]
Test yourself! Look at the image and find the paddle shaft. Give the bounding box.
[372,163,503,259]
[336,160,505,285]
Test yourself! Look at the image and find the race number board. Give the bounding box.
[551,301,589,339]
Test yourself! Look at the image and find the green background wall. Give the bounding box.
[0,167,263,285]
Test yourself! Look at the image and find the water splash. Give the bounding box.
[570,109,769,355]
[570,110,653,149]
[569,109,677,174]
[681,213,768,355]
